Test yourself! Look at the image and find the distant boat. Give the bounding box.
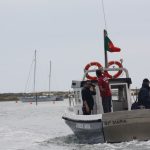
[20,95,57,103]
[20,50,63,103]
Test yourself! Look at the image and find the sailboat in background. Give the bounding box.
[48,61,64,101]
[19,50,62,103]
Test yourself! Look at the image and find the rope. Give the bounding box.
[24,59,34,93]
[101,0,108,30]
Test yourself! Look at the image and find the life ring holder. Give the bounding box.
[84,62,102,80]
[105,61,123,79]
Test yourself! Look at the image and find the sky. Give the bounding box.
[0,0,150,93]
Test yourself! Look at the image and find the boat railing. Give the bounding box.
[83,67,129,80]
[68,95,75,106]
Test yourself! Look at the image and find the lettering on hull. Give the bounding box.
[103,119,127,126]
[76,123,91,129]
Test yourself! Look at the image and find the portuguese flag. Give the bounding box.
[104,30,121,52]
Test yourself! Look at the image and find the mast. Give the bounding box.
[33,50,37,105]
[33,50,36,93]
[49,60,51,96]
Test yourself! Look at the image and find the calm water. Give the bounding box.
[0,99,150,150]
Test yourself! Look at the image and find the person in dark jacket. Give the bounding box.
[81,81,96,115]
[138,78,150,109]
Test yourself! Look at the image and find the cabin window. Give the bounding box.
[111,84,128,112]
[74,89,82,104]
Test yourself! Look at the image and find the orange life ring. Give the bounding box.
[84,62,102,80]
[105,61,123,79]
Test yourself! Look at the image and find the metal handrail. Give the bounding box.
[83,67,129,80]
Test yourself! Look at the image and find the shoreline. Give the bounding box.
[0,91,70,102]
[0,89,138,102]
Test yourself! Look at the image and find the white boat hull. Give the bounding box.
[63,109,150,143]
[62,112,105,142]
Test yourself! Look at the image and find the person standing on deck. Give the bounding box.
[96,70,112,113]
[138,78,150,109]
[81,81,96,115]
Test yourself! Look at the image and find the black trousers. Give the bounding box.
[102,96,112,113]
[82,104,92,115]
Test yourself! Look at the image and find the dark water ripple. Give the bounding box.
[38,135,150,150]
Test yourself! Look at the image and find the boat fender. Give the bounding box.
[105,61,123,79]
[84,62,102,80]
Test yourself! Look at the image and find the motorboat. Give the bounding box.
[62,30,150,143]
[63,63,150,143]
[61,0,150,143]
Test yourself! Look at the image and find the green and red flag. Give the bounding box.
[104,30,121,52]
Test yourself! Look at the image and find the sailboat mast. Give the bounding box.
[49,60,51,96]
[33,50,36,94]
[34,50,38,105]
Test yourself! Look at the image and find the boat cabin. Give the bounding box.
[70,69,132,115]
[109,78,132,112]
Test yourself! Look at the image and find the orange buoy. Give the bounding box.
[84,62,102,80]
[105,61,123,79]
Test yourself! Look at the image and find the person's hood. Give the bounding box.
[142,82,150,89]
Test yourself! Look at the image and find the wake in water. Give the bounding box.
[40,135,150,150]
[39,134,100,150]
[41,134,99,145]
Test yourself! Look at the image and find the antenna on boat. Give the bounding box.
[101,0,108,67]
[101,0,121,68]
[101,0,108,31]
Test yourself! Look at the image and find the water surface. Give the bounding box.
[0,100,150,150]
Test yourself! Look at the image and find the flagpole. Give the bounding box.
[104,30,108,68]
[104,49,108,68]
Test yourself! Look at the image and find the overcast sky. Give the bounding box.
[0,0,150,93]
